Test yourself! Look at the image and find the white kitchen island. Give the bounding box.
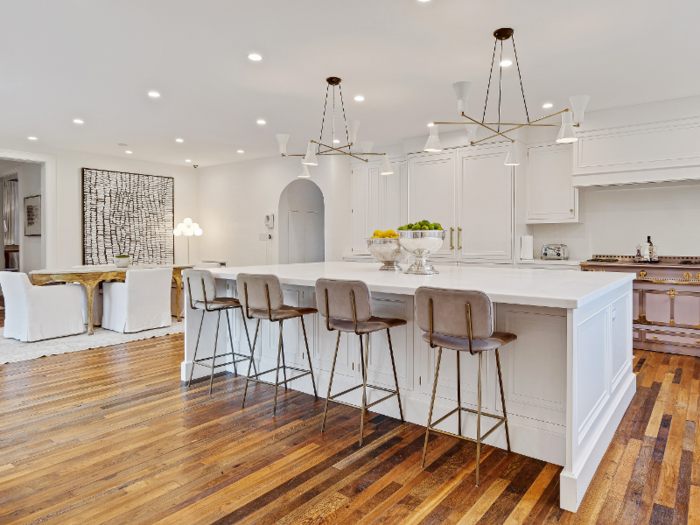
[182,262,635,512]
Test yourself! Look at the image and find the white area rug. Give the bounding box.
[0,322,184,364]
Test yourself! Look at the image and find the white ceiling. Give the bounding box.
[0,0,698,167]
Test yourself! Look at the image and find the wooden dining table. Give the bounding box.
[29,264,193,335]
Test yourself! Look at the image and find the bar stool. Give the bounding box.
[316,278,405,447]
[415,287,517,485]
[183,269,256,395]
[237,273,318,415]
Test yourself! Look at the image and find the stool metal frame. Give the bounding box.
[240,281,318,416]
[421,298,511,486]
[321,288,404,447]
[185,274,256,395]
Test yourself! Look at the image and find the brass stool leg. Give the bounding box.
[300,317,318,399]
[475,352,483,486]
[208,311,221,395]
[280,328,288,392]
[187,309,206,387]
[457,351,462,437]
[422,347,443,468]
[239,307,258,376]
[272,320,284,416]
[321,331,341,433]
[241,319,261,409]
[386,329,404,422]
[359,333,369,447]
[225,310,237,376]
[496,348,511,452]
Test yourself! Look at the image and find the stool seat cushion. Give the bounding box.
[330,316,407,334]
[194,297,242,310]
[248,305,317,321]
[422,331,517,352]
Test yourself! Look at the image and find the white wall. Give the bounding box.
[16,162,42,272]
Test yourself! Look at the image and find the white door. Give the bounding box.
[408,152,457,257]
[459,147,513,261]
[288,211,324,263]
[526,143,578,223]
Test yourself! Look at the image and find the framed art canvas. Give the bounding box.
[24,195,41,236]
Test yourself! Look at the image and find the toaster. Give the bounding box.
[541,244,569,260]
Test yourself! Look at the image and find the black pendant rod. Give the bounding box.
[511,34,530,124]
[481,38,498,124]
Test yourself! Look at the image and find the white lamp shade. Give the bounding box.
[556,112,578,143]
[361,141,374,154]
[298,162,311,178]
[569,95,590,124]
[183,218,193,225]
[349,120,361,145]
[173,228,182,236]
[465,126,477,144]
[453,81,473,113]
[276,134,290,155]
[380,155,394,176]
[504,141,520,166]
[194,228,203,236]
[183,228,194,237]
[423,125,442,152]
[302,142,318,166]
[190,223,199,231]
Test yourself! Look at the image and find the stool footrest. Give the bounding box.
[428,406,507,444]
[245,365,312,388]
[193,354,252,368]
[328,382,399,411]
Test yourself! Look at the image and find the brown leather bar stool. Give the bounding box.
[316,278,405,446]
[237,273,318,415]
[415,287,516,486]
[183,269,256,395]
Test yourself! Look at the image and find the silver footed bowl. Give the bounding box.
[366,238,410,271]
[398,229,446,275]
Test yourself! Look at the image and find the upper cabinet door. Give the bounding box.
[351,165,369,253]
[408,152,457,257]
[459,148,513,261]
[526,144,579,223]
[380,160,408,231]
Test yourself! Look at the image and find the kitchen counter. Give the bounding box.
[183,262,635,512]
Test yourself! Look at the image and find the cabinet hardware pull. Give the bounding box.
[450,227,454,250]
[570,209,574,213]
[458,227,463,250]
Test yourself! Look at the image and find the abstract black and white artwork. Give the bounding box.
[82,168,174,265]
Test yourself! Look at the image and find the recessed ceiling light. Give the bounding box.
[333,139,340,144]
[148,91,160,98]
[248,53,262,61]
[27,136,37,140]
[427,122,434,127]
[237,150,244,154]
[175,138,184,143]
[354,95,365,101]
[185,159,191,163]
[499,60,513,67]
[73,119,84,124]
[125,150,132,154]
[118,143,127,146]
[256,119,266,125]
[542,102,553,109]
[418,0,431,2]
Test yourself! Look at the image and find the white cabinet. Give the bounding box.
[526,143,578,223]
[351,166,369,253]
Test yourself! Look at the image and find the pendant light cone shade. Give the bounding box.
[276,134,290,155]
[298,162,311,178]
[424,125,442,152]
[380,155,394,176]
[361,141,374,153]
[349,120,361,145]
[556,112,578,143]
[569,95,590,124]
[465,126,477,144]
[302,142,318,165]
[504,141,520,166]
[453,81,473,113]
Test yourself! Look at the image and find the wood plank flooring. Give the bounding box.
[0,333,698,524]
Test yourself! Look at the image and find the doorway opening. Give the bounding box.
[278,179,325,264]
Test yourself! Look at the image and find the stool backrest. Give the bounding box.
[183,269,216,306]
[415,287,494,340]
[236,273,284,311]
[315,278,372,322]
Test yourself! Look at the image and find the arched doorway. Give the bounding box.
[278,179,325,264]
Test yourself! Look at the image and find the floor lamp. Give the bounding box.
[173,218,202,264]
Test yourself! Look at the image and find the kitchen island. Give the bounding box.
[182,262,635,512]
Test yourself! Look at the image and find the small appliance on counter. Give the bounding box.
[541,244,569,260]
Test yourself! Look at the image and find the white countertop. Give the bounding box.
[212,262,634,310]
[517,258,584,266]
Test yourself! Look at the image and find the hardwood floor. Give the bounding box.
[0,334,698,524]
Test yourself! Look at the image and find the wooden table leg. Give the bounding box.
[173,274,183,322]
[83,282,98,335]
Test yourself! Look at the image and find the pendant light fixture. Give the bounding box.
[298,160,311,179]
[277,77,393,175]
[429,28,590,165]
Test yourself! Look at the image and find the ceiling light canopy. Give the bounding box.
[277,77,388,171]
[430,28,590,165]
[248,53,262,61]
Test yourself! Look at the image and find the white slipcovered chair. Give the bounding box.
[0,272,85,342]
[102,268,172,333]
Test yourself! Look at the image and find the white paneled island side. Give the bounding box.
[182,262,635,512]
